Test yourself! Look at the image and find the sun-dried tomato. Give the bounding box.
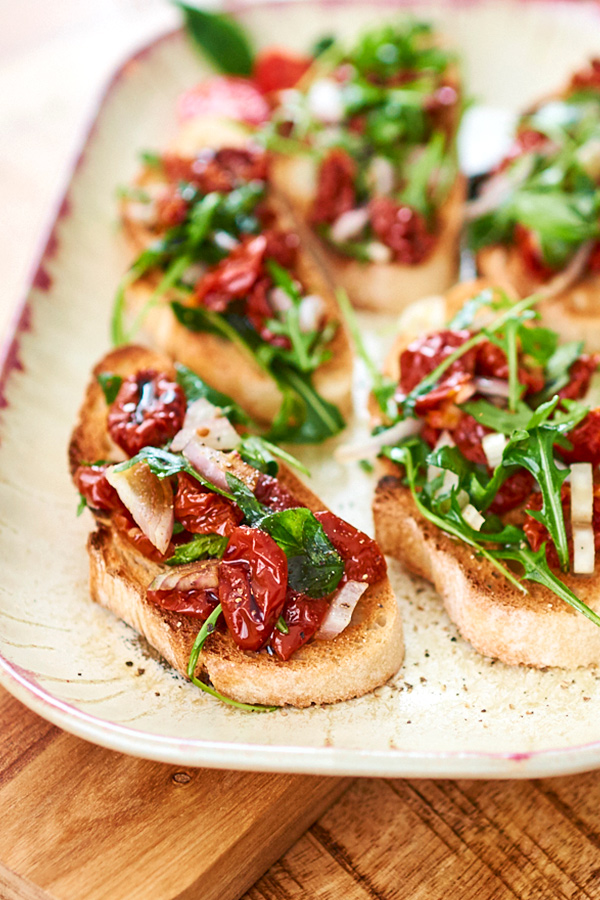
[489,469,534,516]
[476,340,545,394]
[558,355,600,402]
[162,147,268,194]
[399,330,477,415]
[569,58,600,93]
[264,228,300,269]
[195,234,267,312]
[219,526,288,651]
[254,473,304,511]
[498,129,549,171]
[452,412,489,465]
[113,510,173,563]
[513,223,556,280]
[310,149,357,225]
[558,409,600,466]
[244,276,289,347]
[270,590,329,661]
[369,197,436,265]
[146,587,219,620]
[108,370,186,457]
[74,465,123,512]
[174,473,242,536]
[315,511,387,584]
[588,242,600,272]
[253,48,312,93]
[155,186,189,229]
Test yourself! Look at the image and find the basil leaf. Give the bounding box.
[165,533,228,566]
[225,473,267,526]
[97,372,122,405]
[175,363,251,426]
[175,2,254,76]
[113,447,235,500]
[259,508,344,598]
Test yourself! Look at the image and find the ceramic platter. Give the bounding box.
[2,0,600,779]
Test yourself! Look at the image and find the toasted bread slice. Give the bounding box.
[70,346,404,707]
[271,156,465,313]
[119,119,353,428]
[371,281,600,668]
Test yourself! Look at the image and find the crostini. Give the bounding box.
[266,19,465,312]
[69,345,403,708]
[469,58,600,349]
[116,116,352,444]
[356,282,600,668]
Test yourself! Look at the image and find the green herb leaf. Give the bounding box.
[187,602,223,678]
[76,495,87,516]
[97,373,123,405]
[275,615,289,634]
[175,363,251,426]
[165,534,229,566]
[462,398,533,435]
[175,2,254,75]
[190,674,277,712]
[225,473,267,526]
[113,447,235,500]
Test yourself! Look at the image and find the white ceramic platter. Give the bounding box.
[2,0,600,779]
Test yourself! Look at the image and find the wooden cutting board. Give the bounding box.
[4,682,600,900]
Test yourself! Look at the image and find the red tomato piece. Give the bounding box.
[219,526,288,651]
[177,77,271,126]
[369,197,436,265]
[513,224,556,281]
[146,587,219,620]
[314,511,386,584]
[254,473,304,511]
[174,473,242,536]
[310,149,357,225]
[271,591,329,661]
[558,355,600,402]
[488,469,534,516]
[162,147,268,194]
[195,234,267,312]
[452,412,490,466]
[558,409,600,466]
[107,370,186,457]
[254,48,312,94]
[74,465,123,512]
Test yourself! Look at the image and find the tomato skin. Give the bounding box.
[177,77,271,126]
[310,149,357,225]
[488,469,534,516]
[314,511,386,583]
[162,147,267,195]
[558,355,600,402]
[369,197,435,265]
[254,49,312,94]
[219,526,288,651]
[254,474,304,511]
[175,473,242,536]
[146,587,218,620]
[108,370,186,457]
[271,591,329,661]
[452,413,489,466]
[195,235,267,312]
[74,465,123,512]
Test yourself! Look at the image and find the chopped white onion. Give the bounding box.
[473,377,510,399]
[182,440,231,492]
[366,241,392,264]
[316,581,368,641]
[171,398,240,452]
[442,469,459,493]
[462,504,485,531]
[268,286,293,315]
[367,156,395,195]
[482,432,507,469]
[570,462,593,524]
[298,294,326,333]
[538,241,593,300]
[573,524,596,575]
[427,430,455,481]
[335,418,421,463]
[180,263,206,286]
[307,78,344,123]
[149,560,220,593]
[106,462,174,554]
[213,230,239,252]
[330,207,370,244]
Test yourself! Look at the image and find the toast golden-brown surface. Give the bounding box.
[69,346,404,707]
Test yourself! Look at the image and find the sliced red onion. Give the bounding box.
[106,462,174,554]
[316,581,368,641]
[182,439,231,492]
[538,241,593,300]
[149,560,220,593]
[171,398,240,453]
[298,294,326,333]
[307,78,344,123]
[330,207,370,244]
[335,418,422,463]
[473,377,510,399]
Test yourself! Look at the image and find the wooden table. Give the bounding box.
[2,2,600,897]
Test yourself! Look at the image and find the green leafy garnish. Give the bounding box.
[112,447,235,501]
[97,372,122,405]
[175,363,251,426]
[275,615,289,634]
[174,3,254,75]
[165,534,229,566]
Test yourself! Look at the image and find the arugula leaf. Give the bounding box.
[536,340,585,400]
[174,3,254,76]
[225,474,266,526]
[190,674,277,712]
[112,447,235,500]
[446,288,508,329]
[165,534,229,566]
[267,367,345,444]
[239,435,279,476]
[462,398,533,435]
[76,495,87,516]
[97,372,122,405]
[175,363,251,426]
[275,615,289,634]
[260,508,344,598]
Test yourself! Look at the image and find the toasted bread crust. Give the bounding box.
[373,467,600,668]
[70,346,404,706]
[270,157,466,313]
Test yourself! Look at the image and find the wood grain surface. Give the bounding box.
[4,678,600,900]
